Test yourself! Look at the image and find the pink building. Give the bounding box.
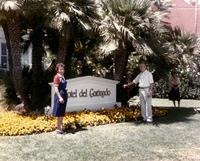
[167,0,200,35]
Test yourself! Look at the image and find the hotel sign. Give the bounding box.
[49,76,119,112]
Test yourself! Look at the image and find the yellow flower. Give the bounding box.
[0,107,168,136]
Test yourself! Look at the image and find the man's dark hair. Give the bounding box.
[139,59,147,65]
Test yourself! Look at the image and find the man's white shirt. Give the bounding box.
[133,70,154,87]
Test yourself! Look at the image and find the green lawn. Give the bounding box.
[0,108,200,161]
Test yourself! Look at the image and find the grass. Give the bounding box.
[0,107,200,161]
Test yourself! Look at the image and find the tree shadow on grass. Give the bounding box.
[133,107,198,127]
[153,107,198,126]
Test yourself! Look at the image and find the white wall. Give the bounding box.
[21,43,32,68]
[0,26,32,70]
[0,26,8,70]
[0,27,5,40]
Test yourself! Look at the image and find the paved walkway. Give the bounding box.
[152,98,200,108]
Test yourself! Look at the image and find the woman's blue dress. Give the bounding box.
[53,77,68,117]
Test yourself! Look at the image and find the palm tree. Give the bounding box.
[21,0,55,110]
[162,26,199,71]
[0,0,52,110]
[48,0,100,66]
[19,0,100,109]
[148,25,200,98]
[99,0,170,80]
[0,0,31,109]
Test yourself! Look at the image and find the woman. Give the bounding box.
[169,71,181,107]
[53,63,68,134]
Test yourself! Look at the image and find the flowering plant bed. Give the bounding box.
[0,107,168,136]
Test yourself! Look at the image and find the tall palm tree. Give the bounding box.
[48,0,100,65]
[99,0,170,80]
[0,0,31,109]
[22,0,55,110]
[0,0,52,110]
[20,0,100,109]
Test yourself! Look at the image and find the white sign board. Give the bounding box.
[49,76,120,112]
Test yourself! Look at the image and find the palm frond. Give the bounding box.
[0,0,21,11]
[162,25,199,72]
[49,0,99,32]
[99,0,169,47]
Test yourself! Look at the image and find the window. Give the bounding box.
[1,43,8,69]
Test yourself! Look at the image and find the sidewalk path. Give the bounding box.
[152,98,200,108]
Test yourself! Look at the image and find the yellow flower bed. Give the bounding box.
[0,107,168,136]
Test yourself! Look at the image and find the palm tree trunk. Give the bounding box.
[1,22,19,102]
[57,26,71,64]
[113,40,129,81]
[31,29,44,110]
[6,15,30,110]
[65,39,74,78]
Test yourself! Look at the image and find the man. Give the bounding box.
[124,61,154,123]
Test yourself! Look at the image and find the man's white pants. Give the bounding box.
[139,88,152,121]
